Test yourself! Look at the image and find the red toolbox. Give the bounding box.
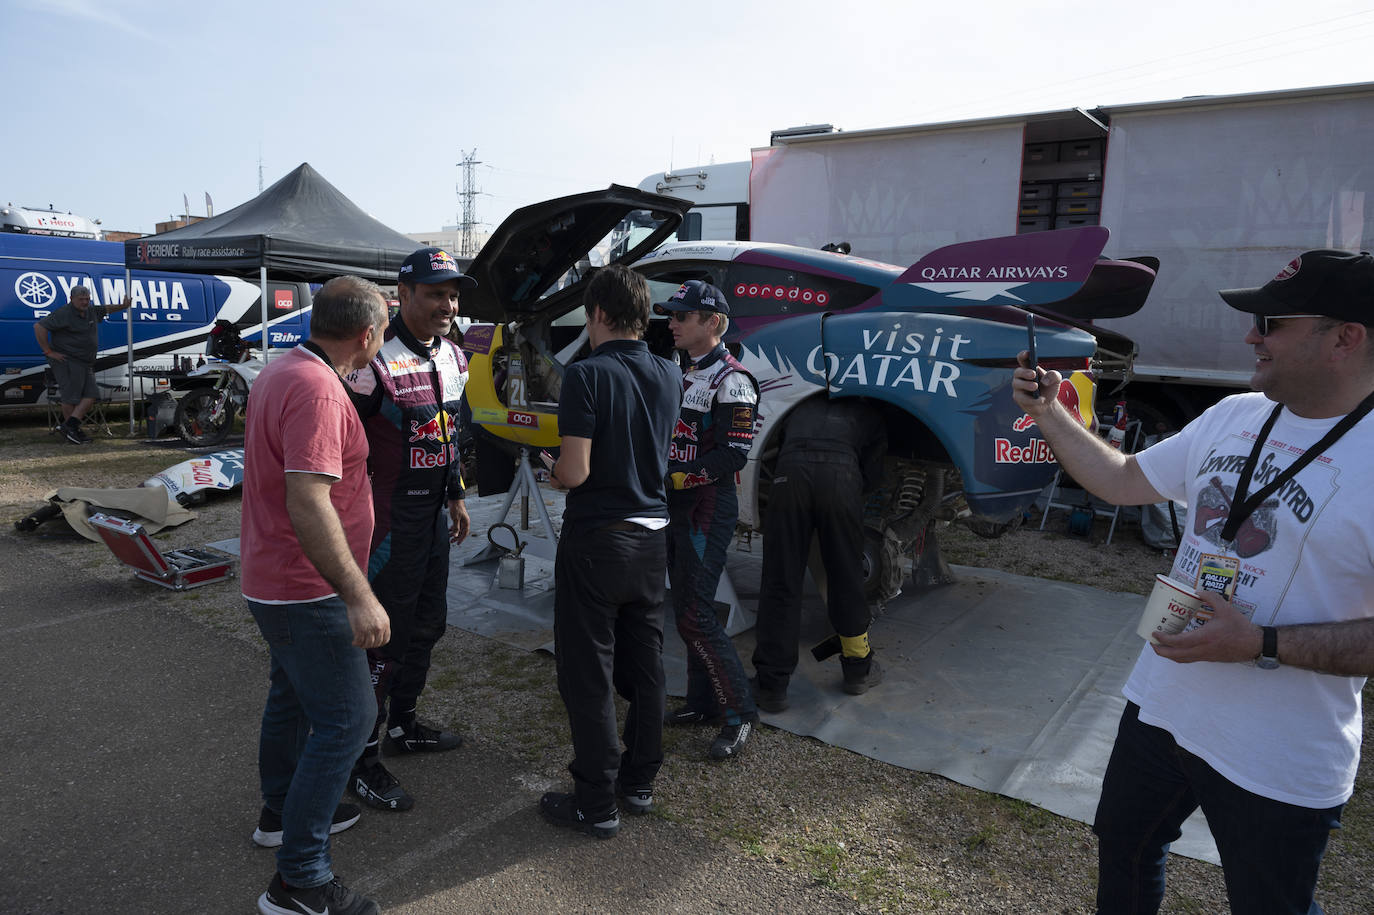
[89,513,236,591]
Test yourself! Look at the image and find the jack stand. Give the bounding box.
[465,447,559,564]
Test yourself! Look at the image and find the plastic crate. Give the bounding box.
[1054,214,1100,228]
[1059,139,1103,162]
[1017,216,1052,233]
[1056,180,1102,198]
[1023,143,1059,164]
[1020,200,1055,216]
[1020,182,1055,201]
[1056,197,1101,216]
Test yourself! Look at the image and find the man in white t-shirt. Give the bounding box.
[1012,249,1374,914]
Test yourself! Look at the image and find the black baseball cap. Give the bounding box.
[1219,249,1374,324]
[398,247,477,288]
[653,280,731,316]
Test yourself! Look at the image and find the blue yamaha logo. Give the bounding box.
[15,272,57,309]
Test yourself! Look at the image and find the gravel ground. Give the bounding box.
[3,413,1372,914]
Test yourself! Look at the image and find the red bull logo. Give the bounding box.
[1058,373,1096,430]
[429,250,458,272]
[993,438,1054,464]
[408,410,454,443]
[673,418,698,442]
[1012,414,1037,433]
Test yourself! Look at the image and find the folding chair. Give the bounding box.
[43,368,114,438]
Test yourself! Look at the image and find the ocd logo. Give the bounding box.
[734,283,829,307]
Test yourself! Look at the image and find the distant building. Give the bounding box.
[405,227,490,259]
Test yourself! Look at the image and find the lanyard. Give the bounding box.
[1220,391,1374,543]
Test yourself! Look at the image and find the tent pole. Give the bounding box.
[260,266,270,364]
[126,267,135,435]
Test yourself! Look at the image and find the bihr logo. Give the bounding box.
[15,272,58,309]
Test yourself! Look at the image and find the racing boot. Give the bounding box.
[840,651,884,696]
[349,759,414,812]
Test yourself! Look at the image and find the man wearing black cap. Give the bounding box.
[1013,249,1374,913]
[654,280,759,760]
[344,247,475,812]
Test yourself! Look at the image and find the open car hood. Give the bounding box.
[460,185,690,323]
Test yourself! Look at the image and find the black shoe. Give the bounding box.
[349,761,414,811]
[750,676,790,713]
[615,779,654,816]
[259,873,378,915]
[62,422,90,445]
[709,717,756,760]
[539,791,619,839]
[252,802,362,848]
[664,704,717,727]
[382,719,463,755]
[841,653,884,695]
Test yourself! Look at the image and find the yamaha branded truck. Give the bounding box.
[0,234,312,407]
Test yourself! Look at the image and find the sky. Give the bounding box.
[4,0,1373,238]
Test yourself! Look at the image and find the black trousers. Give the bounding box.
[553,521,667,817]
[752,459,870,690]
[365,504,450,737]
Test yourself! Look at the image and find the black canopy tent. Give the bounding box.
[118,163,422,427]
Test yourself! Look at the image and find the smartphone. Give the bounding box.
[1025,313,1037,369]
[538,450,555,470]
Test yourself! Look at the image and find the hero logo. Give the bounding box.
[735,283,828,306]
[507,410,537,427]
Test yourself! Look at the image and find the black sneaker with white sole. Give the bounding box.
[258,872,378,915]
[251,802,362,848]
[381,719,463,755]
[709,717,756,760]
[349,760,414,811]
[62,422,90,445]
[539,791,619,838]
[615,779,654,816]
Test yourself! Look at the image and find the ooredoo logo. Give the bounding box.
[1274,257,1301,281]
[15,272,58,309]
[734,283,829,306]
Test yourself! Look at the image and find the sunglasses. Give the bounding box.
[1253,313,1319,336]
[667,310,707,323]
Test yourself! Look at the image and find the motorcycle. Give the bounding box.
[175,320,264,446]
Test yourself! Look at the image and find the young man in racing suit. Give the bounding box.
[345,247,474,811]
[655,281,759,760]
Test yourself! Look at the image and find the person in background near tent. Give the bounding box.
[242,275,390,915]
[540,264,681,838]
[654,280,759,760]
[751,396,887,711]
[1013,249,1374,914]
[344,247,474,812]
[34,285,131,444]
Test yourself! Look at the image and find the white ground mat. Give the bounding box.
[448,490,1219,864]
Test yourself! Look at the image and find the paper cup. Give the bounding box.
[1137,574,1206,644]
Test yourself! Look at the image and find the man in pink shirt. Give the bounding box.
[241,275,391,915]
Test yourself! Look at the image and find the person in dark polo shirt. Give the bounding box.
[35,285,131,444]
[539,265,681,839]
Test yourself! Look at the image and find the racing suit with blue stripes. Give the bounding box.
[346,318,467,750]
[666,344,758,724]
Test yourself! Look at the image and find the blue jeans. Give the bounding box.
[250,597,374,888]
[1094,702,1342,914]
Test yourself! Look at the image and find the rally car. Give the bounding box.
[458,186,1153,597]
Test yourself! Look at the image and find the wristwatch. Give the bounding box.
[1256,626,1280,670]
